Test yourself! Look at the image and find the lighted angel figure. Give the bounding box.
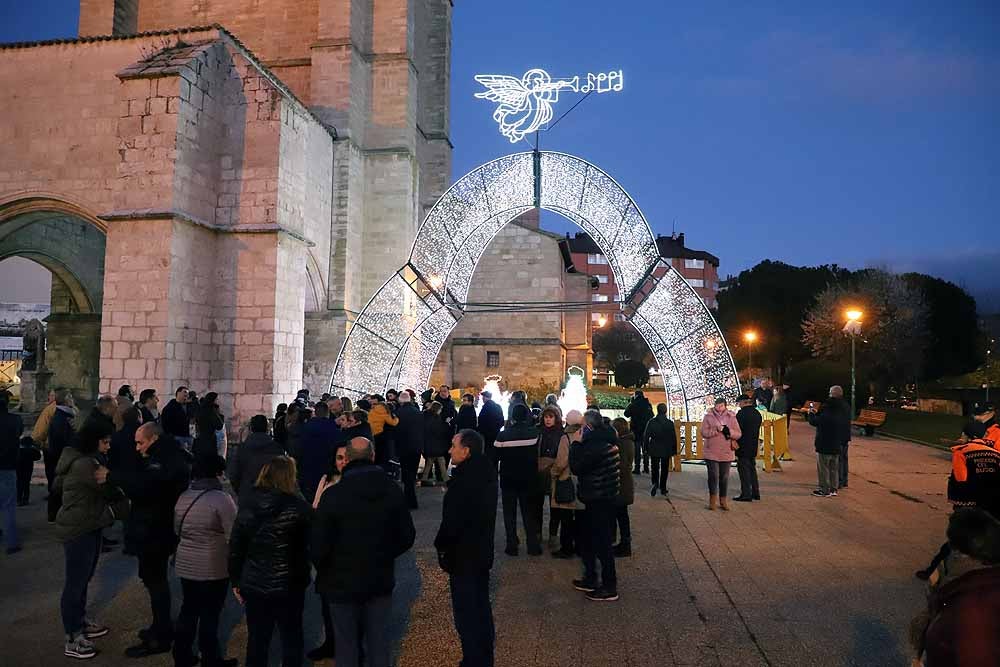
[474,69,579,143]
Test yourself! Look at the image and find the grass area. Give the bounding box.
[880,408,966,447]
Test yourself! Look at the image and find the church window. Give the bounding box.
[486,351,500,367]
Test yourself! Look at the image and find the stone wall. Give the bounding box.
[46,312,102,401]
[433,219,592,392]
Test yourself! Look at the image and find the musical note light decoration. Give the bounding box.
[475,68,624,143]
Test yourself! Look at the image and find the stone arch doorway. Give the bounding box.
[0,199,107,404]
[330,151,740,419]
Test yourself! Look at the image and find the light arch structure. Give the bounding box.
[330,151,740,419]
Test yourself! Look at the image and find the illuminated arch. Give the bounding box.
[330,151,740,419]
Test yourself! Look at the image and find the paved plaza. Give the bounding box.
[1,420,952,666]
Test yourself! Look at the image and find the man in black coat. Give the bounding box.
[394,392,424,509]
[624,391,654,474]
[435,429,498,667]
[643,402,677,497]
[160,386,192,449]
[808,386,850,497]
[733,395,763,502]
[232,415,286,506]
[494,403,541,556]
[117,423,191,656]
[476,390,505,468]
[570,410,621,601]
[312,437,415,667]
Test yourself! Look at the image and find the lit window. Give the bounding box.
[588,253,608,265]
[685,259,705,269]
[687,278,704,288]
[486,351,500,367]
[614,313,626,322]
[592,294,609,302]
[596,274,609,283]
[591,313,603,322]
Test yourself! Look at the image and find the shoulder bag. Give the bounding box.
[170,489,213,567]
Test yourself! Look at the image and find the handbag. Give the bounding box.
[170,489,212,567]
[554,478,576,504]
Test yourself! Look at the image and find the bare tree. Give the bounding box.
[802,269,928,382]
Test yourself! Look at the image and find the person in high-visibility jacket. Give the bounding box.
[948,433,1000,518]
[916,422,1000,581]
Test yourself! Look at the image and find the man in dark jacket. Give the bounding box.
[0,395,24,554]
[643,402,677,497]
[734,394,763,502]
[495,403,541,556]
[624,391,654,474]
[477,391,505,468]
[436,385,457,431]
[808,386,850,497]
[138,388,159,425]
[160,386,192,448]
[232,415,286,506]
[293,402,340,502]
[435,429,498,667]
[570,409,621,601]
[312,437,416,667]
[394,392,424,509]
[118,423,191,656]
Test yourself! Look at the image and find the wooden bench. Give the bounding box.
[791,401,823,419]
[852,409,887,436]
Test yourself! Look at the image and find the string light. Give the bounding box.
[330,151,739,420]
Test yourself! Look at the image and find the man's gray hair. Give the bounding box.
[584,409,604,430]
[347,436,374,462]
[54,388,74,406]
[829,385,844,398]
[137,422,163,439]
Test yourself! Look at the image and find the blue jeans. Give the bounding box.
[450,571,495,667]
[331,595,392,667]
[0,470,18,549]
[61,530,103,635]
[705,460,731,497]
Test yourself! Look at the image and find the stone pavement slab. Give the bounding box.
[1,422,952,666]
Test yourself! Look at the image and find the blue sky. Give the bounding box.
[1,1,997,310]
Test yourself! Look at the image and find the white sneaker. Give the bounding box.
[828,490,838,497]
[65,634,98,660]
[83,618,109,639]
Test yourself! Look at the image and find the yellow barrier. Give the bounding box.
[670,416,790,473]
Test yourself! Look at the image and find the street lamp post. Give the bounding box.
[743,330,758,388]
[844,309,863,418]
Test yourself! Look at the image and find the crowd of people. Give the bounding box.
[0,382,663,667]
[5,376,996,666]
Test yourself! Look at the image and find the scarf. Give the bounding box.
[539,425,564,460]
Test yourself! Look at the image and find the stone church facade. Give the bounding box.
[430,211,594,393]
[0,1,451,424]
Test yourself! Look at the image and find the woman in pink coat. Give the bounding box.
[700,397,742,511]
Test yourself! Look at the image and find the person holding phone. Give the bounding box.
[700,398,742,511]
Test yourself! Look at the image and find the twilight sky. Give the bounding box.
[1,1,997,310]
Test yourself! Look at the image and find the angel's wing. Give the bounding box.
[474,75,528,107]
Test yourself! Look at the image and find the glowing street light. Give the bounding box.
[742,330,758,382]
[596,315,608,328]
[843,308,864,418]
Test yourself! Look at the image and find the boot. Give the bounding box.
[719,496,730,511]
[708,494,717,511]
